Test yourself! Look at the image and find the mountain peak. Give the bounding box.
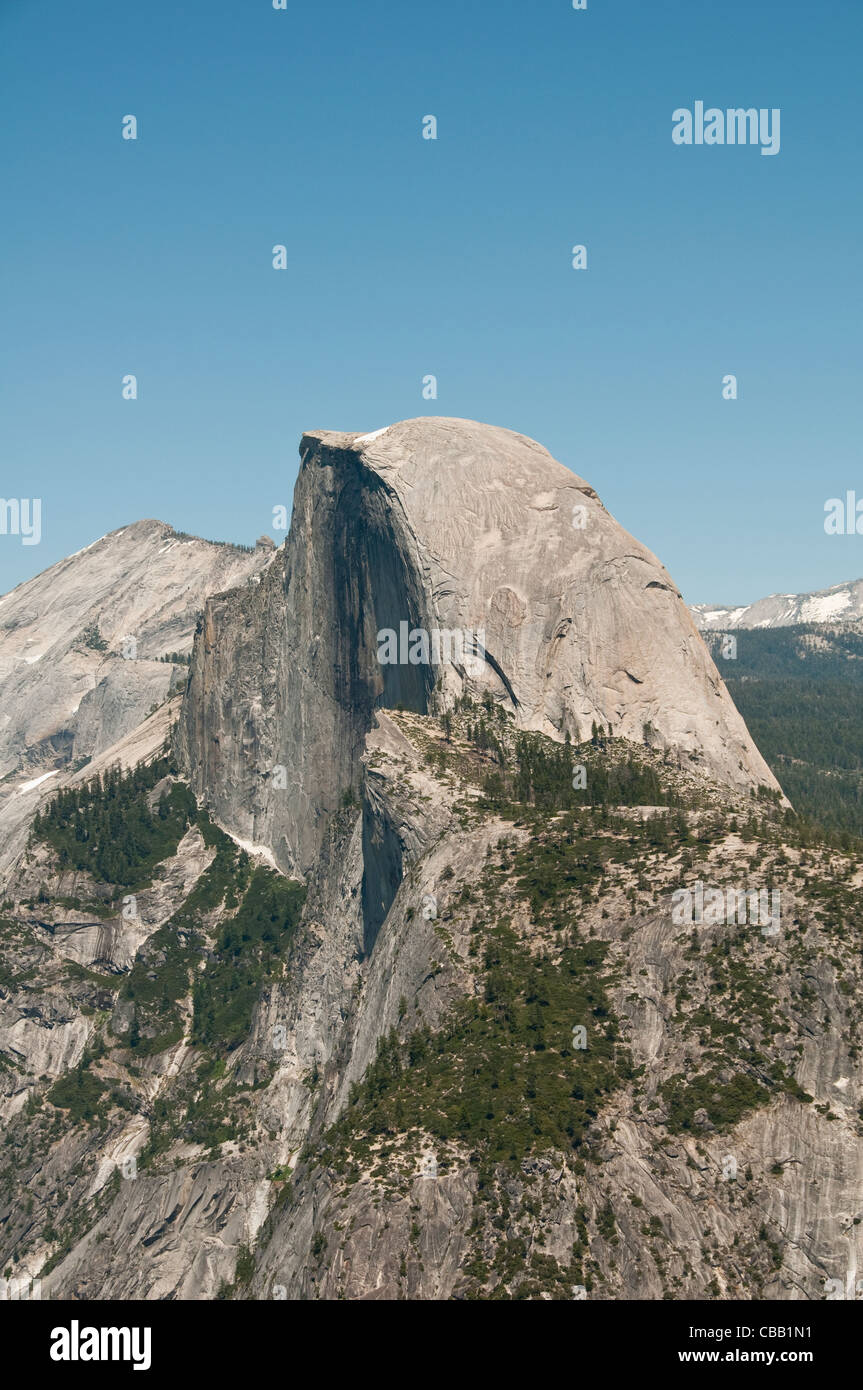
[178,422,780,878]
[0,520,271,845]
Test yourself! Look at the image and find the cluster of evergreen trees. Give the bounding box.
[79,623,108,651]
[443,694,678,813]
[469,725,676,814]
[327,934,629,1171]
[192,868,306,1052]
[713,624,863,838]
[31,756,196,890]
[706,622,863,679]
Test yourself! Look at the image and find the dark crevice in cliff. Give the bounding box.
[478,648,519,707]
[359,788,403,960]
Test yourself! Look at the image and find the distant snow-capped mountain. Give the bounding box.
[691,578,863,630]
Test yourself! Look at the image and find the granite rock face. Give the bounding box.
[0,522,271,871]
[241,712,862,1303]
[4,421,855,1306]
[0,519,270,783]
[178,419,779,876]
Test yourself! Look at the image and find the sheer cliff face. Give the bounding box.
[177,418,779,874]
[175,436,437,876]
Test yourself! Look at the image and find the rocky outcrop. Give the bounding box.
[240,713,863,1302]
[6,707,854,1303]
[0,523,270,877]
[3,420,855,1306]
[177,419,780,878]
[0,519,270,783]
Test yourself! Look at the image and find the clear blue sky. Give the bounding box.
[1,0,860,603]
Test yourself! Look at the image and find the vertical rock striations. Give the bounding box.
[177,418,780,876]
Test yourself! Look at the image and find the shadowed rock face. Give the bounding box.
[175,439,437,878]
[177,418,780,875]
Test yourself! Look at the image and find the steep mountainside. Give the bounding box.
[176,418,779,879]
[0,520,271,783]
[0,522,271,873]
[0,711,859,1301]
[0,420,859,1303]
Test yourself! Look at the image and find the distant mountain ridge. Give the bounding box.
[0,518,271,779]
[691,577,863,629]
[0,520,272,872]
